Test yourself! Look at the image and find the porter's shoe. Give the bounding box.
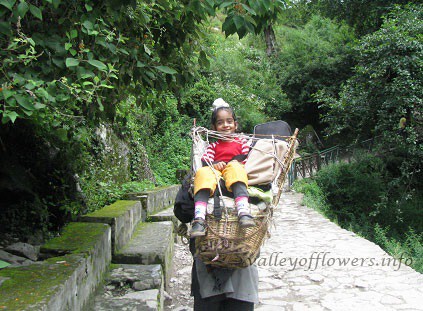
[190,218,206,237]
[238,213,255,228]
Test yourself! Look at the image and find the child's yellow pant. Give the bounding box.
[193,161,248,196]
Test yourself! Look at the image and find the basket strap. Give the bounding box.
[213,192,222,220]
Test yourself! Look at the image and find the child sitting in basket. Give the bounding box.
[191,98,255,237]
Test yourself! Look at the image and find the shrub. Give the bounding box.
[314,154,386,222]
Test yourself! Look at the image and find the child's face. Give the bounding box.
[213,109,238,134]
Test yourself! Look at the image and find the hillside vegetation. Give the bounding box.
[1,1,421,270]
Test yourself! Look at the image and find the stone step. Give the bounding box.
[124,185,180,221]
[113,221,174,290]
[80,200,142,256]
[149,206,180,242]
[88,264,164,311]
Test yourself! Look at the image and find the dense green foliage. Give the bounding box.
[281,0,416,36]
[318,5,422,198]
[270,15,356,129]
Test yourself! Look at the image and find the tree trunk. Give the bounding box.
[264,24,277,56]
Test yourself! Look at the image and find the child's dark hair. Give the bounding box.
[211,107,237,126]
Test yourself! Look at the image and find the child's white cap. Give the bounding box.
[212,98,230,110]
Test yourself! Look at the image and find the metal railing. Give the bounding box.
[288,137,378,186]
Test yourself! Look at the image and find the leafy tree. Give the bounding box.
[319,5,422,143]
[216,0,287,55]
[281,0,417,37]
[0,0,219,236]
[318,4,422,197]
[271,15,356,130]
[0,0,214,127]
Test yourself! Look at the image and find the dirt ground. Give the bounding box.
[165,238,194,311]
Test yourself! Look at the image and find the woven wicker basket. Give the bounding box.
[195,206,271,269]
[193,129,299,269]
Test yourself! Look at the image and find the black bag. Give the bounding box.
[173,172,195,223]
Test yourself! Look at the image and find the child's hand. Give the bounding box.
[213,161,226,171]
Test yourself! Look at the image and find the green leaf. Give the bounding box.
[52,0,61,8]
[241,3,256,15]
[222,17,237,36]
[145,70,155,79]
[65,57,80,67]
[80,72,94,79]
[97,97,104,111]
[29,4,42,20]
[136,61,146,68]
[2,89,13,100]
[56,128,68,141]
[143,44,151,55]
[0,0,16,11]
[17,1,29,17]
[198,50,210,68]
[65,43,72,50]
[219,1,234,9]
[35,88,49,100]
[85,4,92,11]
[0,21,11,36]
[3,111,19,123]
[99,83,114,89]
[34,102,46,109]
[52,57,65,68]
[82,20,94,31]
[88,59,107,71]
[155,66,177,74]
[14,95,34,110]
[69,48,77,56]
[233,15,244,30]
[70,29,78,39]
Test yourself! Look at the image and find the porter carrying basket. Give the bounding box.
[190,121,299,269]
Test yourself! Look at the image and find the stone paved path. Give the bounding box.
[166,191,423,310]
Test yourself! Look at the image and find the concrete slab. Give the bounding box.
[80,200,142,255]
[150,206,180,242]
[113,221,174,289]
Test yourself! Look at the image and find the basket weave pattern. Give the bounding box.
[195,209,271,269]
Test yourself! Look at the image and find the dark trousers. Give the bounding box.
[194,181,248,203]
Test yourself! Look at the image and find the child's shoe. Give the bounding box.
[190,218,206,237]
[238,213,255,228]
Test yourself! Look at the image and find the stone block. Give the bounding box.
[124,185,180,220]
[0,222,111,311]
[88,264,164,311]
[113,221,174,289]
[91,289,161,311]
[80,200,142,255]
[149,206,180,242]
